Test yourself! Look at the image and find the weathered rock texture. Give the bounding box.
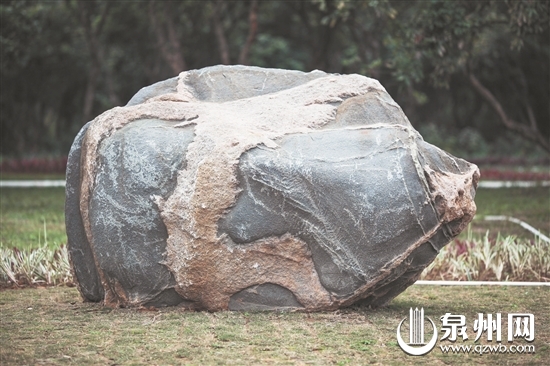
[66,65,479,311]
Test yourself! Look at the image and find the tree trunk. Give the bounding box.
[149,0,187,74]
[238,0,258,65]
[83,63,99,123]
[74,1,120,122]
[213,0,230,65]
[348,11,380,79]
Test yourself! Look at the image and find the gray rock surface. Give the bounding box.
[66,65,479,310]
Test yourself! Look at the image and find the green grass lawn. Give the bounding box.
[1,285,547,365]
[467,186,550,239]
[0,186,548,249]
[0,187,66,249]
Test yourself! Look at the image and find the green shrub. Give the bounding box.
[0,245,72,286]
[422,231,549,281]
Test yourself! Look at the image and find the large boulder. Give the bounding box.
[66,65,479,311]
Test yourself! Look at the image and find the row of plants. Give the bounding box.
[0,245,72,287]
[1,156,549,180]
[1,233,547,288]
[421,231,549,282]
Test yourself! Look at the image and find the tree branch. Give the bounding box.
[517,67,539,132]
[163,2,187,72]
[95,1,111,36]
[468,73,549,153]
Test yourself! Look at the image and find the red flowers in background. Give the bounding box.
[0,157,68,174]
[0,156,548,180]
[480,169,550,181]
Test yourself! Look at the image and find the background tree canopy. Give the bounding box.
[1,0,548,158]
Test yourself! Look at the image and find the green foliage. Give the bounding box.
[1,1,85,155]
[249,33,307,70]
[395,0,549,87]
[418,122,550,159]
[1,0,548,156]
[398,0,549,150]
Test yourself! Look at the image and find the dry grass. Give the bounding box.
[1,285,548,365]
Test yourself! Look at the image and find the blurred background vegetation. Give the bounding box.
[1,0,549,160]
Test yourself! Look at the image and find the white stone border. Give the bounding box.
[478,180,550,188]
[484,215,550,243]
[0,180,66,187]
[415,280,549,286]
